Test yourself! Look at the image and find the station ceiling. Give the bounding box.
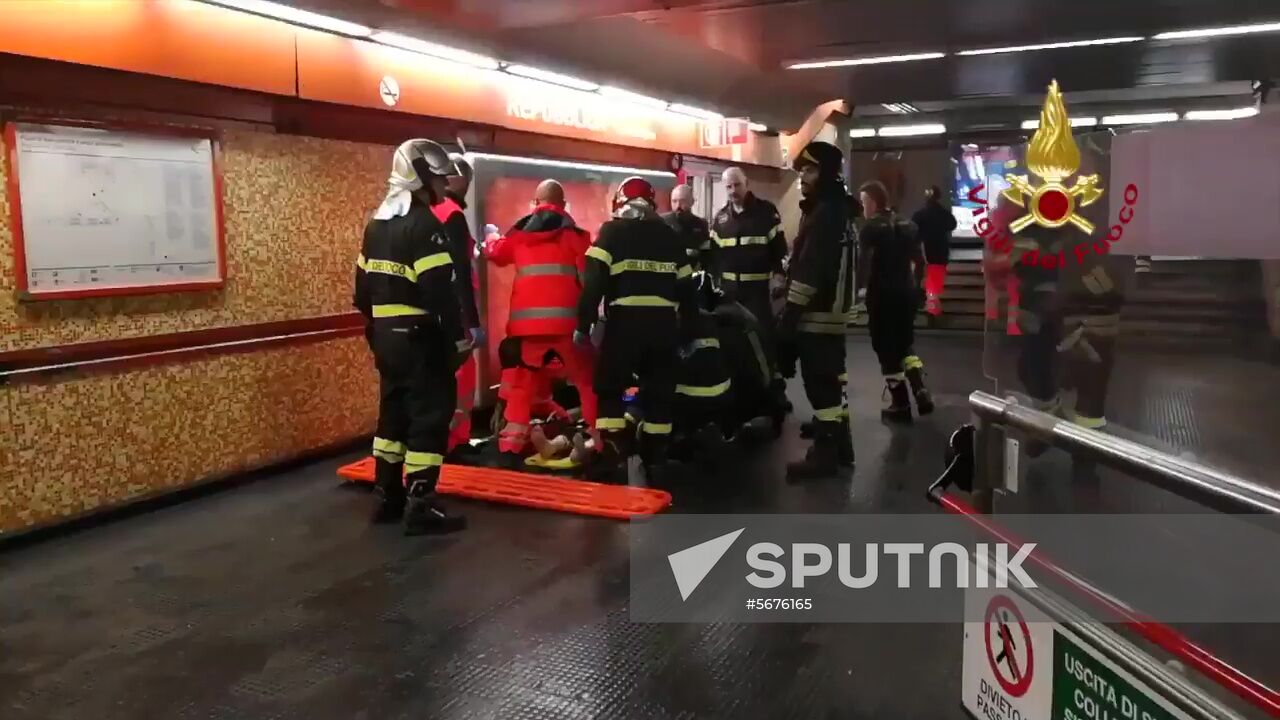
[293,0,1278,131]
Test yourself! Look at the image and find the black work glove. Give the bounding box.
[776,338,798,380]
[775,305,801,379]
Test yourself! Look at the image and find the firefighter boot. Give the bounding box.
[585,435,625,483]
[881,378,913,424]
[799,417,816,439]
[837,416,855,468]
[786,422,840,481]
[905,367,935,416]
[640,433,673,487]
[371,458,406,524]
[403,477,466,536]
[771,379,793,415]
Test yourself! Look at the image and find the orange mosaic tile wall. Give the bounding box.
[0,130,393,533]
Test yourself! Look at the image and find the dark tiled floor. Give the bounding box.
[1,336,1276,719]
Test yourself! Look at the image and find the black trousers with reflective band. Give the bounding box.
[371,322,456,490]
[797,332,847,427]
[594,312,678,442]
[724,283,777,373]
[867,290,917,377]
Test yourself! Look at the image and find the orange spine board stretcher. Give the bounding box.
[337,457,672,520]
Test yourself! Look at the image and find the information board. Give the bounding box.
[4,121,226,299]
[962,586,1195,720]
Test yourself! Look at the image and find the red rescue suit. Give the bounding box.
[484,204,597,454]
[432,195,481,452]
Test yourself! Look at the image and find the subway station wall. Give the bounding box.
[0,130,391,533]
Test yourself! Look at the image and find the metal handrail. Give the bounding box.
[969,390,1280,516]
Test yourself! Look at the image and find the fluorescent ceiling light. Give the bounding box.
[1021,116,1098,130]
[849,128,877,138]
[1154,21,1280,40]
[668,103,723,120]
[598,86,668,110]
[203,0,371,36]
[958,36,1144,56]
[787,52,945,69]
[1102,112,1179,125]
[504,64,599,91]
[466,152,675,178]
[878,123,946,137]
[748,122,768,132]
[371,32,499,69]
[1184,107,1259,121]
[882,102,919,114]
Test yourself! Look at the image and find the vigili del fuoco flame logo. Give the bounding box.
[1001,80,1104,234]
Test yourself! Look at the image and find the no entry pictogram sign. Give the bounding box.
[984,594,1034,697]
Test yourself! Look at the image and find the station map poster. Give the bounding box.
[4,121,226,300]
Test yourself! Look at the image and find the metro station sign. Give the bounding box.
[701,118,750,148]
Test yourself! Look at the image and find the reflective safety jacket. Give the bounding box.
[662,209,712,270]
[708,193,786,288]
[783,188,854,335]
[578,206,698,334]
[676,308,733,401]
[431,192,480,330]
[485,204,592,337]
[353,202,463,341]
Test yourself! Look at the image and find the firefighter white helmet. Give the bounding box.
[374,139,459,220]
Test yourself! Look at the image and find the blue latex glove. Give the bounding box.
[483,223,500,238]
[469,326,487,347]
[573,329,592,348]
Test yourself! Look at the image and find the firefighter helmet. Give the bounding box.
[612,176,656,212]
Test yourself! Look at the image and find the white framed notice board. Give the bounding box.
[4,120,227,300]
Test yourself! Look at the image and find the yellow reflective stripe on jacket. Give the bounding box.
[372,304,428,318]
[723,271,772,282]
[799,311,848,334]
[597,417,628,431]
[610,296,678,308]
[373,437,406,455]
[814,406,844,422]
[641,421,673,435]
[586,245,613,265]
[356,253,367,269]
[798,322,846,334]
[691,337,720,350]
[404,451,445,473]
[677,264,693,279]
[790,281,817,297]
[787,289,812,306]
[767,224,783,240]
[414,252,452,276]
[362,258,417,281]
[715,235,770,247]
[676,379,732,397]
[611,259,678,275]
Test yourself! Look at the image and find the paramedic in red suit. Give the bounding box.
[482,179,597,465]
[431,153,485,456]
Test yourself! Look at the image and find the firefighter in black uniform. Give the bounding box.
[778,142,855,480]
[857,180,934,423]
[355,138,471,535]
[709,167,789,410]
[662,184,712,271]
[577,176,697,482]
